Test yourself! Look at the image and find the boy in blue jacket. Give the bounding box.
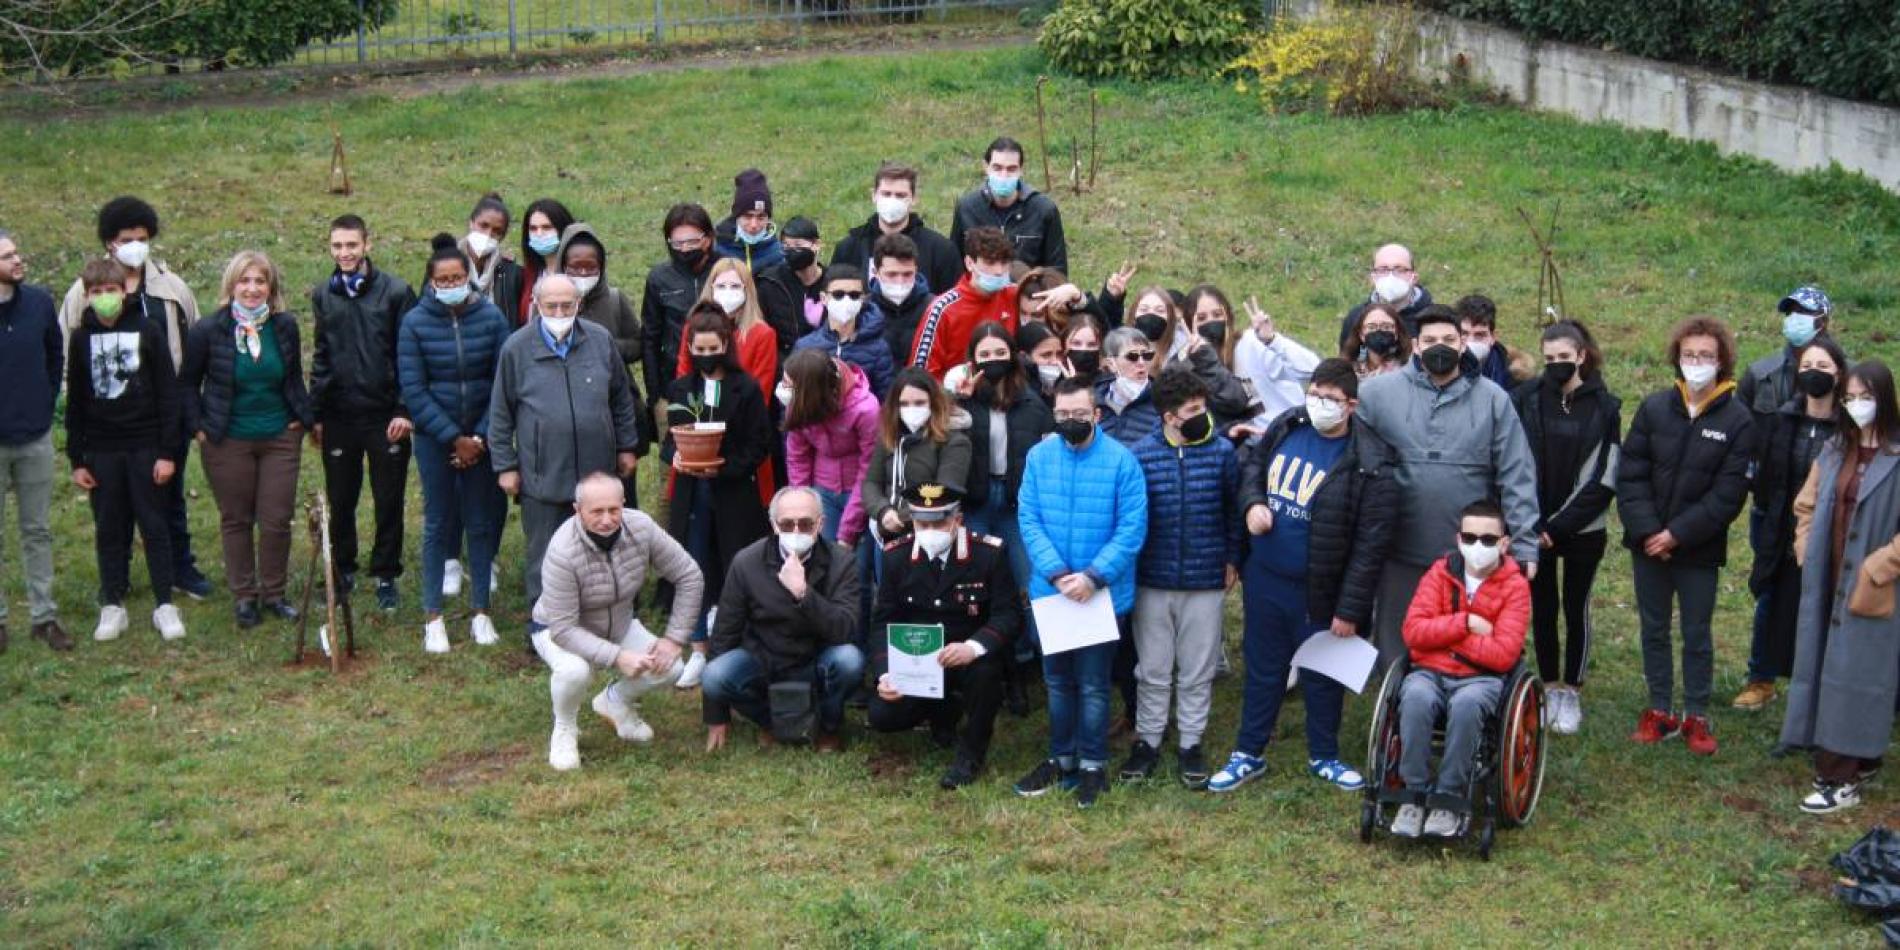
[1013,377,1148,808]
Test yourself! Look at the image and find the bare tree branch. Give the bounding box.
[0,0,201,81]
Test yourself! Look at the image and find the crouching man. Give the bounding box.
[531,472,704,771]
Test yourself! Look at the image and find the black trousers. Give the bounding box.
[117,431,197,579]
[320,417,411,580]
[868,651,1006,765]
[91,447,174,607]
[1530,531,1606,687]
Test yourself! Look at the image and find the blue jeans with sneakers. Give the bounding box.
[1042,619,1122,770]
[1236,559,1345,760]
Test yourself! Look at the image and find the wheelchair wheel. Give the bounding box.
[1492,670,1547,829]
[1365,659,1409,801]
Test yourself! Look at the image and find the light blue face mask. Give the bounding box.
[1782,312,1819,348]
[528,233,560,257]
[737,224,772,246]
[435,283,472,307]
[974,271,1011,294]
[987,174,1020,200]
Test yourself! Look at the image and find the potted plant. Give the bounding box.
[669,394,726,470]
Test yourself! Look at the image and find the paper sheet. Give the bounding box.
[1031,589,1121,655]
[1291,630,1379,693]
[887,623,945,699]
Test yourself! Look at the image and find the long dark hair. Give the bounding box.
[521,198,576,265]
[879,368,950,450]
[968,320,1024,409]
[1540,319,1603,380]
[783,349,842,431]
[684,304,742,378]
[1796,336,1851,411]
[1843,359,1900,450]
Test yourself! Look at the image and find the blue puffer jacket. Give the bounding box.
[397,291,512,445]
[1096,377,1161,446]
[1131,429,1244,590]
[793,301,896,399]
[1019,428,1148,614]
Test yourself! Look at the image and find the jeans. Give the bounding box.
[1529,531,1605,687]
[414,432,506,613]
[1132,587,1225,749]
[88,447,174,608]
[1235,564,1345,760]
[1631,554,1719,716]
[319,417,411,580]
[0,433,56,624]
[1042,625,1120,770]
[1398,669,1501,796]
[700,644,865,733]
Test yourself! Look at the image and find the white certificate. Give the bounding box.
[888,623,945,699]
[1031,589,1121,655]
[1291,630,1380,694]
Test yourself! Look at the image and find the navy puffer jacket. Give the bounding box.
[1131,428,1244,590]
[1096,376,1161,446]
[396,291,512,445]
[793,300,896,399]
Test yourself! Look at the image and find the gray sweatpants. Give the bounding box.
[1374,561,1428,666]
[1399,669,1501,796]
[0,433,57,625]
[1132,587,1226,748]
[1631,555,1718,716]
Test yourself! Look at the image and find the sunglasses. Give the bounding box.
[1459,532,1502,548]
[826,290,864,301]
[775,518,819,533]
[1124,350,1156,362]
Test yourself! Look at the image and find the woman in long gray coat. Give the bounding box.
[1782,359,1900,815]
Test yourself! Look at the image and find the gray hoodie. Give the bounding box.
[1355,360,1541,567]
[488,317,642,505]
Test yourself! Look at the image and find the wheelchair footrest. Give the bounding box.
[1376,788,1474,816]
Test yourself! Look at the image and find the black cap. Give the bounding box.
[903,482,962,521]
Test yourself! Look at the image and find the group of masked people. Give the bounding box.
[1,143,1891,816]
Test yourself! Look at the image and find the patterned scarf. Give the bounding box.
[232,303,269,361]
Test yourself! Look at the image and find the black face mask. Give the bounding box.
[1797,368,1837,398]
[1178,411,1213,443]
[783,246,817,271]
[1544,361,1578,386]
[669,245,710,273]
[1364,330,1399,357]
[1056,418,1093,445]
[1134,314,1167,342]
[690,353,725,376]
[586,526,621,552]
[1197,321,1227,347]
[977,358,1014,382]
[1069,350,1102,376]
[1420,344,1461,376]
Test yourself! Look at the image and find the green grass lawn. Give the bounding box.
[5,43,1900,945]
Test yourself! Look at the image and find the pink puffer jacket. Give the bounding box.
[786,361,881,545]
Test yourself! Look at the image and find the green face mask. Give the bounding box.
[90,292,124,322]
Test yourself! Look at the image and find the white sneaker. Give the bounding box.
[676,650,707,689]
[423,618,450,654]
[1423,808,1463,837]
[1391,803,1425,838]
[593,688,655,743]
[470,614,500,646]
[94,605,129,642]
[153,604,186,641]
[1556,688,1584,735]
[548,722,581,771]
[442,559,464,598]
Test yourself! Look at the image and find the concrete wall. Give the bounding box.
[1396,11,1900,191]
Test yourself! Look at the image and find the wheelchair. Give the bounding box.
[1358,655,1548,860]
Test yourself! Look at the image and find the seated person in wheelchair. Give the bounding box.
[1393,498,1530,838]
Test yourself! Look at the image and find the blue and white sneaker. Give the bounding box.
[1308,758,1365,791]
[1206,751,1266,793]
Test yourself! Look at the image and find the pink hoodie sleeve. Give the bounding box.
[787,424,814,490]
[838,395,880,546]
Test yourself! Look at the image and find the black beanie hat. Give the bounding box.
[732,168,772,219]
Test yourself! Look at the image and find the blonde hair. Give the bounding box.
[218,250,287,314]
[697,257,764,337]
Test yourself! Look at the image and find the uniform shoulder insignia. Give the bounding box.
[883,537,911,553]
[976,534,1005,548]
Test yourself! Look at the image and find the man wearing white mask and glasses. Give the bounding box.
[1335,242,1435,352]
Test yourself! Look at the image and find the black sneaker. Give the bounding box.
[1075,767,1108,809]
[1014,758,1073,798]
[375,579,399,612]
[1178,745,1210,790]
[174,568,214,601]
[234,599,261,629]
[263,599,300,622]
[940,757,982,790]
[1118,739,1160,781]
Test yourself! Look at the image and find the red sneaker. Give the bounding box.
[1629,708,1681,744]
[1682,715,1718,756]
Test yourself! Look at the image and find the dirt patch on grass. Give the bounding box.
[865,748,917,783]
[422,743,530,788]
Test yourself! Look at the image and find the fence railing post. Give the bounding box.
[508,0,519,55]
[653,0,666,42]
[355,0,367,63]
[793,0,804,40]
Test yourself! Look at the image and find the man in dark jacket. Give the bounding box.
[1738,284,1834,420]
[832,162,963,299]
[702,486,864,752]
[0,231,72,652]
[1209,358,1396,794]
[868,233,936,370]
[755,216,827,357]
[640,203,716,418]
[489,275,644,619]
[714,168,785,273]
[1455,294,1521,393]
[948,137,1069,274]
[310,214,418,611]
[1335,243,1435,351]
[867,484,1020,789]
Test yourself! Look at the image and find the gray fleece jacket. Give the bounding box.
[533,509,704,666]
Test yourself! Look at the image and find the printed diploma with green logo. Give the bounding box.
[887,623,945,699]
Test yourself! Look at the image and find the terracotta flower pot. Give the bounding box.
[670,422,726,468]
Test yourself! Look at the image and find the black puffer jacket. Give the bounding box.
[180,307,314,444]
[309,266,416,422]
[1749,397,1838,593]
[959,385,1055,510]
[1240,409,1397,626]
[1617,383,1756,568]
[1510,375,1622,540]
[830,213,963,304]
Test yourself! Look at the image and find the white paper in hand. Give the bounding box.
[888,623,946,699]
[1291,631,1379,693]
[1031,589,1120,655]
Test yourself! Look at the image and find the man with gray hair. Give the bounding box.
[701,485,864,752]
[0,230,71,653]
[532,472,703,771]
[1336,242,1436,350]
[490,273,647,638]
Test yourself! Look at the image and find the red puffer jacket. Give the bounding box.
[1402,553,1530,677]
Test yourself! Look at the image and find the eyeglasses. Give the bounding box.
[1370,266,1413,277]
[826,290,864,301]
[775,518,819,533]
[538,302,581,316]
[667,235,707,251]
[1459,532,1502,547]
[1679,353,1720,366]
[1123,350,1155,362]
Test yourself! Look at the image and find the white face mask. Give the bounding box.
[875,195,911,225]
[1305,396,1347,431]
[775,383,795,407]
[569,274,600,296]
[826,297,862,328]
[1848,398,1880,428]
[1373,274,1412,304]
[880,281,914,305]
[1680,362,1718,390]
[465,230,497,258]
[541,315,575,339]
[1459,540,1501,573]
[1114,375,1148,401]
[779,531,816,557]
[113,240,150,269]
[899,405,931,432]
[915,527,953,559]
[713,287,746,315]
[1037,363,1063,387]
[1465,340,1493,363]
